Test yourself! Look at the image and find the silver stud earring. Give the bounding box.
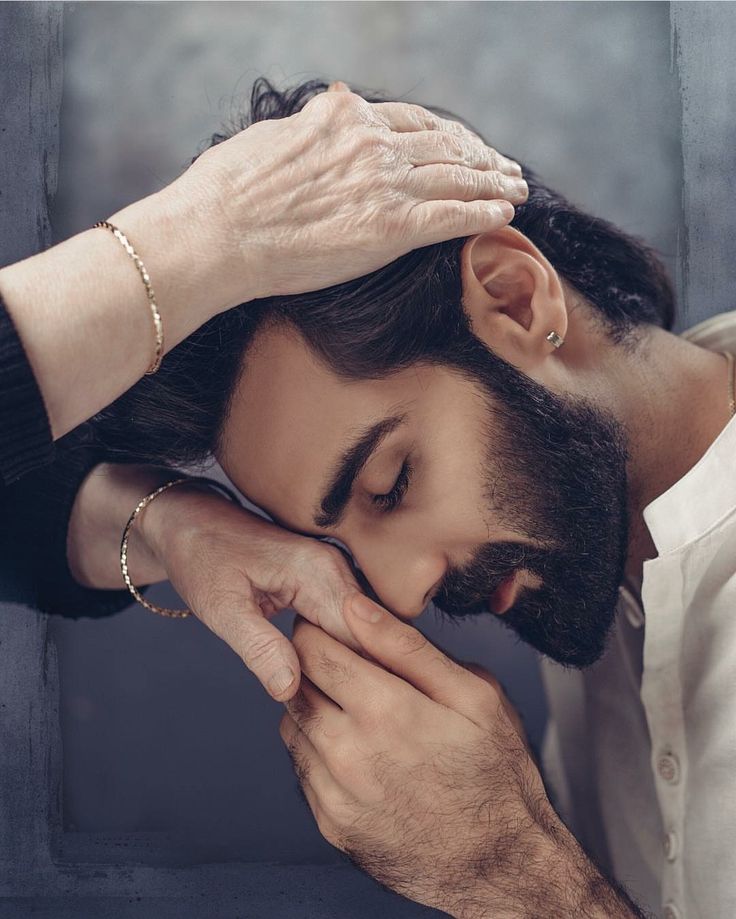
[546,330,565,349]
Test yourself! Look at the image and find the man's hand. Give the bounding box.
[279,600,644,919]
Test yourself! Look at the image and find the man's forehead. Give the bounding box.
[219,325,405,518]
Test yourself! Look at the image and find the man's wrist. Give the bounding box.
[447,808,641,919]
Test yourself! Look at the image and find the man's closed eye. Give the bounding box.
[372,459,413,513]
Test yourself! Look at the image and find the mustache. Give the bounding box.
[433,540,551,618]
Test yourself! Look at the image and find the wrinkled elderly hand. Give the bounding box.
[279,603,641,919]
[173,83,527,308]
[141,482,367,701]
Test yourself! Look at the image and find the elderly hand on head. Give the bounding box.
[173,79,527,308]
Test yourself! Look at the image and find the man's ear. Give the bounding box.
[460,227,568,371]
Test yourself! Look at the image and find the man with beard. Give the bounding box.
[16,80,736,917]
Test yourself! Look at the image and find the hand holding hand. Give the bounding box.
[278,605,642,918]
[279,602,556,916]
[141,482,368,700]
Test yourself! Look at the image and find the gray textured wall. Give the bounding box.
[47,0,685,868]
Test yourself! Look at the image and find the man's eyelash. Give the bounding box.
[372,459,412,512]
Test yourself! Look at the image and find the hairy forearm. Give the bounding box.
[451,807,645,919]
[0,188,235,440]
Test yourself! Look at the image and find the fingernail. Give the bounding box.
[496,200,515,220]
[351,594,382,623]
[512,177,528,196]
[269,666,295,696]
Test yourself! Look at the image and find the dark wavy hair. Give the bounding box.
[90,78,675,467]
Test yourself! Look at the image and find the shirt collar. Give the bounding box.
[642,310,736,556]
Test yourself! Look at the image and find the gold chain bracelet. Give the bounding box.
[93,220,165,375]
[120,476,243,618]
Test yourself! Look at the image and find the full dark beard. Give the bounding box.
[432,346,629,669]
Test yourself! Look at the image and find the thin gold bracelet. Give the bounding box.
[93,220,165,375]
[120,476,243,618]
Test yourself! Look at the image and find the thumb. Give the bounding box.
[327,80,351,93]
[238,613,302,701]
[208,596,302,701]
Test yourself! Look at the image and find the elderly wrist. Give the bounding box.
[107,186,245,346]
[137,479,208,564]
[138,477,248,570]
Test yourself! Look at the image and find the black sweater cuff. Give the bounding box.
[0,430,136,618]
[0,293,55,485]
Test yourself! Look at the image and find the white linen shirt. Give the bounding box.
[541,311,736,919]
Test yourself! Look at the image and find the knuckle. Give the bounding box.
[287,744,311,787]
[481,171,503,197]
[359,689,394,729]
[242,632,283,669]
[446,162,467,186]
[315,810,341,847]
[396,628,428,656]
[476,681,503,718]
[327,738,357,779]
[288,691,322,732]
[487,147,503,171]
[316,650,354,686]
[362,130,393,161]
[406,103,437,129]
[439,116,466,138]
[320,786,350,822]
[193,580,246,635]
[441,200,468,229]
[443,135,466,162]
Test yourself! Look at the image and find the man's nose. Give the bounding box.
[350,541,447,620]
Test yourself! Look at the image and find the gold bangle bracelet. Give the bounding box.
[120,476,243,618]
[93,219,165,375]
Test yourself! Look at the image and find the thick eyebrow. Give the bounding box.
[314,413,408,529]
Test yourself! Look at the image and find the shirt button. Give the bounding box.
[664,830,679,862]
[657,750,681,785]
[663,903,682,919]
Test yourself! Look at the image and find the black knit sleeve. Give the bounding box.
[0,429,136,618]
[0,292,55,485]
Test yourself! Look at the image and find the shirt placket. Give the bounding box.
[640,556,687,919]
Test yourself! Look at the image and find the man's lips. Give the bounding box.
[489,571,519,615]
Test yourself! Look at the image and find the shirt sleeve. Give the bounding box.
[0,291,55,485]
[0,428,137,618]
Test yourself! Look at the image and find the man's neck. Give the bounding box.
[616,325,733,581]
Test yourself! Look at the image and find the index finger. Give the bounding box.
[291,615,408,712]
[370,101,522,176]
